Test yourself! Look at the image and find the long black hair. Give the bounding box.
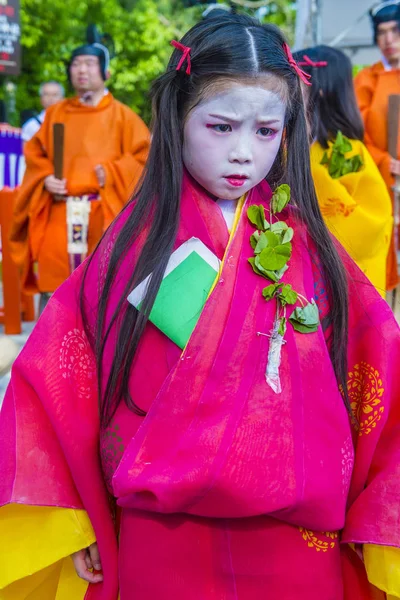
[293,45,364,148]
[81,14,349,427]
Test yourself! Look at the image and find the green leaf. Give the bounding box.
[254,255,272,275]
[258,241,292,271]
[289,300,319,334]
[254,256,281,282]
[341,161,353,177]
[247,205,269,231]
[271,184,291,214]
[271,221,294,243]
[264,231,280,248]
[264,271,279,282]
[248,256,264,276]
[301,300,320,324]
[271,221,288,235]
[329,153,345,178]
[350,155,363,172]
[249,257,275,281]
[254,232,269,254]
[250,231,260,250]
[247,205,264,230]
[278,284,298,306]
[274,264,289,281]
[290,321,319,334]
[259,205,269,230]
[321,151,329,166]
[262,283,281,300]
[278,317,287,336]
[320,131,363,179]
[334,131,352,154]
[282,227,294,243]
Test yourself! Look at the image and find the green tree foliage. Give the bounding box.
[256,0,296,39]
[5,0,294,126]
[3,0,201,124]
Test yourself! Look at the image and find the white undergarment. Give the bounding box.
[216,198,239,230]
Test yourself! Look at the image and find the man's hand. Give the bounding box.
[44,175,67,196]
[71,542,103,584]
[95,164,106,188]
[390,158,400,177]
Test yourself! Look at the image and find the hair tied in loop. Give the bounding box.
[170,40,192,75]
[298,55,328,68]
[282,43,312,86]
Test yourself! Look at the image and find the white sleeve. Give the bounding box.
[21,118,41,142]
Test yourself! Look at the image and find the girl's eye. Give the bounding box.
[207,124,232,133]
[257,127,275,137]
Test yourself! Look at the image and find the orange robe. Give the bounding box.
[9,93,150,293]
[354,61,399,291]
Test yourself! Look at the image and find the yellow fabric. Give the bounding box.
[0,504,95,598]
[364,544,400,598]
[310,140,393,298]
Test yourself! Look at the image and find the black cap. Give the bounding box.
[202,5,234,19]
[370,1,400,43]
[68,25,113,81]
[69,43,110,80]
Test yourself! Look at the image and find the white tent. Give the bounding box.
[294,0,380,65]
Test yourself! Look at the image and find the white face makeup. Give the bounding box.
[182,82,286,200]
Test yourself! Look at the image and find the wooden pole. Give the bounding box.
[53,123,65,180]
[0,188,22,334]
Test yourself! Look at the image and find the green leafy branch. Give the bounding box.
[320,131,364,179]
[247,184,319,338]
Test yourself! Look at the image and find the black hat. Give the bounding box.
[202,4,234,20]
[68,25,114,81]
[370,1,400,43]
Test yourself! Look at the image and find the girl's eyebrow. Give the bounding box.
[257,118,282,125]
[208,113,241,123]
[208,113,283,125]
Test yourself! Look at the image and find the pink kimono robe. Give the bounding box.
[1,174,399,599]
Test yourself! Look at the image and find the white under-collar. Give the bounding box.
[79,88,109,105]
[216,198,239,231]
[382,55,392,70]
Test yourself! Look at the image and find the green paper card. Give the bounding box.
[127,237,220,349]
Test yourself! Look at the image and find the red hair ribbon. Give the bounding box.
[297,55,328,68]
[282,42,312,86]
[170,40,192,75]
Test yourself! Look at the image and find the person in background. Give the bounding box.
[21,81,64,143]
[9,34,150,313]
[295,45,392,297]
[354,0,400,292]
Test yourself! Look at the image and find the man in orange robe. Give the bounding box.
[10,39,150,308]
[354,0,400,291]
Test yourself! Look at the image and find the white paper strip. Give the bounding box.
[67,196,91,255]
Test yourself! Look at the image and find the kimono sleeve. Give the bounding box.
[340,258,400,594]
[0,266,110,596]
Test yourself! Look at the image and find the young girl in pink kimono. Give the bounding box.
[1,13,400,600]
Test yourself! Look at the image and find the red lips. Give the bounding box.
[224,174,248,187]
